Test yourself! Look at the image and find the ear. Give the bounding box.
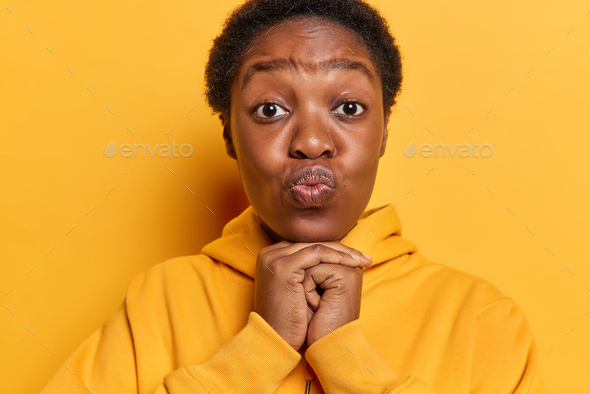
[222,113,237,160]
[379,115,389,158]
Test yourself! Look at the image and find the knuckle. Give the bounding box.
[311,243,325,256]
[285,273,300,288]
[257,250,271,266]
[335,267,358,283]
[331,279,346,292]
[271,257,286,275]
[341,251,355,262]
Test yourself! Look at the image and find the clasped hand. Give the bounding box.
[253,240,372,352]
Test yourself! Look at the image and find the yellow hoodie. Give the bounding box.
[39,203,550,393]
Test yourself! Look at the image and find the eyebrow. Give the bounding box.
[240,58,376,91]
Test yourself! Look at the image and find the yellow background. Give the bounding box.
[1,0,589,392]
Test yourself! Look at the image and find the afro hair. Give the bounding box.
[204,0,403,125]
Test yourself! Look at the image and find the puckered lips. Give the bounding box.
[288,165,336,208]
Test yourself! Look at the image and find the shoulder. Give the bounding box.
[125,253,220,300]
[400,252,512,312]
[403,254,539,341]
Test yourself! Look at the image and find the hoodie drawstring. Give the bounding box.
[304,357,316,393]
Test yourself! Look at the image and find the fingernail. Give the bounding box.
[362,253,372,261]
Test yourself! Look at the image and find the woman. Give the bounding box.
[40,0,550,393]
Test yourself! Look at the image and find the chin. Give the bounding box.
[282,225,341,243]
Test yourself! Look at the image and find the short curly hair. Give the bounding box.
[204,0,403,125]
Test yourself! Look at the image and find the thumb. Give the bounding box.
[302,268,321,310]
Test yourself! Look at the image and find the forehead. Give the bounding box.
[234,18,379,92]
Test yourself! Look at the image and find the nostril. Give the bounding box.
[294,150,309,159]
[292,149,332,160]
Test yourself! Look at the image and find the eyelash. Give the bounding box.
[252,100,288,119]
[335,100,367,117]
[252,99,367,120]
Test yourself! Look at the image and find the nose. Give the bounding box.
[288,108,335,159]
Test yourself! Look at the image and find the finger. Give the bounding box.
[306,263,362,294]
[307,302,315,322]
[260,239,294,255]
[328,242,373,268]
[302,268,321,310]
[256,239,294,267]
[317,241,372,267]
[285,241,372,268]
[286,243,365,272]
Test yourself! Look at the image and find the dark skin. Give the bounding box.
[222,17,389,351]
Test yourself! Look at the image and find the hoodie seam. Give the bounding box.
[362,254,406,288]
[183,365,216,392]
[476,297,513,315]
[385,374,415,393]
[222,259,255,288]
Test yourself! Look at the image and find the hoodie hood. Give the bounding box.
[201,202,418,279]
[200,202,419,391]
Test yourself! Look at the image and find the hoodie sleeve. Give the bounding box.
[39,300,301,394]
[38,300,139,393]
[304,319,437,393]
[155,311,302,393]
[305,299,551,394]
[468,297,550,393]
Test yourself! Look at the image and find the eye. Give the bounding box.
[254,103,288,118]
[334,102,365,116]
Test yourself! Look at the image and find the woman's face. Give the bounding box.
[224,17,388,242]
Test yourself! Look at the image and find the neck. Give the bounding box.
[257,216,286,243]
[257,214,359,244]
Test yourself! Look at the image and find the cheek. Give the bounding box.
[234,129,283,189]
[343,134,382,182]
